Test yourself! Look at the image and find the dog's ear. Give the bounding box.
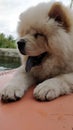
[48,2,71,31]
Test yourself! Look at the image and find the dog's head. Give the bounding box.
[17,2,73,74]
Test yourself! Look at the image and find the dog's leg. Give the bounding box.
[0,65,34,102]
[34,73,73,101]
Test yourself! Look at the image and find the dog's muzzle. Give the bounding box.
[17,39,48,73]
[17,39,26,55]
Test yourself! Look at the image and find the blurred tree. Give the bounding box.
[7,35,14,41]
[70,0,73,8]
[0,33,16,48]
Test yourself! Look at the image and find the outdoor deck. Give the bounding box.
[0,69,73,130]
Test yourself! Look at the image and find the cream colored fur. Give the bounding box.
[1,2,73,102]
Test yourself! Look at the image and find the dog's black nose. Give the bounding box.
[17,39,26,55]
[17,39,25,46]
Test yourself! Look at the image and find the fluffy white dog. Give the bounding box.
[1,2,73,102]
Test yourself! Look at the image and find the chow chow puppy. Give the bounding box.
[1,2,73,103]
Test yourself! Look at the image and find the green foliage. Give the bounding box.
[70,0,73,8]
[0,33,16,48]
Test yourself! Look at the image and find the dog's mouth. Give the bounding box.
[25,52,48,72]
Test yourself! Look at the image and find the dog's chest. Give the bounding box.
[31,65,50,82]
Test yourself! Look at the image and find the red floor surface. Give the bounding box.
[0,70,73,130]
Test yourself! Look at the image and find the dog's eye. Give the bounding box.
[34,33,44,38]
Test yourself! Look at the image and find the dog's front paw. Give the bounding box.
[0,84,24,103]
[33,81,60,101]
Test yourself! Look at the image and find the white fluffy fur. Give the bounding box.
[1,2,73,102]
